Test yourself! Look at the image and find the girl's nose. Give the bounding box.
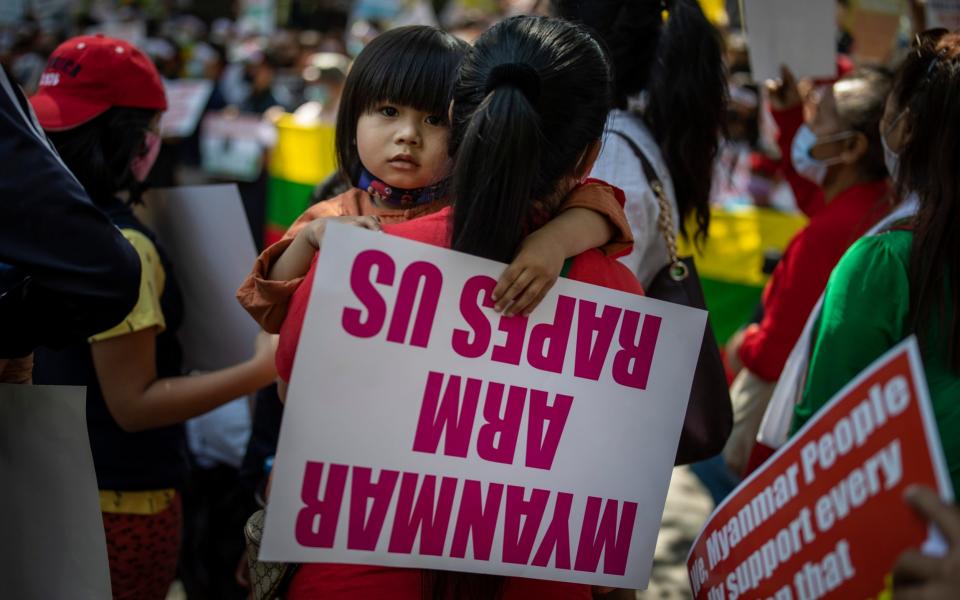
[395,121,421,146]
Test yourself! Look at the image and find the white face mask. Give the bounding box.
[881,110,906,183]
[790,124,854,186]
[881,133,900,183]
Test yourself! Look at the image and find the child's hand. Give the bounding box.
[492,229,565,317]
[302,216,381,248]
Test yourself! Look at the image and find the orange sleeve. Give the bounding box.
[559,179,634,258]
[236,200,345,333]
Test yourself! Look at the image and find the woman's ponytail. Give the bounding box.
[645,0,726,243]
[452,83,543,262]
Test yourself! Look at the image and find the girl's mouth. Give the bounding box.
[388,154,419,170]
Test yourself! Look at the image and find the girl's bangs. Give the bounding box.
[354,33,464,119]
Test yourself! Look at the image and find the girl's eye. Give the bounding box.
[425,115,444,126]
[380,106,399,117]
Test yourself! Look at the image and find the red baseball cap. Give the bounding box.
[30,34,167,131]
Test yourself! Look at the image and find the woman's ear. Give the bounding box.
[574,139,602,181]
[842,131,869,164]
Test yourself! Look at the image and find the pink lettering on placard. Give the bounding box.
[386,261,442,348]
[612,311,662,390]
[527,295,575,373]
[295,461,348,548]
[451,276,495,358]
[502,486,550,565]
[525,390,573,470]
[531,492,574,569]
[342,250,395,338]
[573,300,622,381]
[491,314,528,366]
[412,371,480,458]
[476,383,525,464]
[450,480,505,560]
[574,497,638,576]
[388,473,458,556]
[347,467,400,551]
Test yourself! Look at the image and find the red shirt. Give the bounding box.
[276,206,642,599]
[737,106,891,381]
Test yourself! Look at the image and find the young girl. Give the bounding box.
[236,25,634,334]
[275,15,647,599]
[29,35,277,599]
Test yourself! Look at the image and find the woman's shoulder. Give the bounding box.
[843,229,912,269]
[827,230,912,296]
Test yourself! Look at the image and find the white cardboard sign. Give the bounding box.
[138,185,259,373]
[260,224,708,588]
[743,0,837,82]
[0,384,112,599]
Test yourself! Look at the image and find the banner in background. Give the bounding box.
[159,78,213,139]
[926,0,960,30]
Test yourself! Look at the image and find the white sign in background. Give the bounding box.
[138,185,260,373]
[743,0,837,82]
[261,224,707,588]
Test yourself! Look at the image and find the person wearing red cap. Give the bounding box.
[29,35,278,600]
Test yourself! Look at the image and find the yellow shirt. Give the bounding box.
[89,229,166,342]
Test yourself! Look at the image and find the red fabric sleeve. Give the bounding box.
[737,229,824,381]
[772,105,826,218]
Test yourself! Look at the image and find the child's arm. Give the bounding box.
[267,216,380,282]
[92,330,278,433]
[493,181,633,316]
[493,207,616,316]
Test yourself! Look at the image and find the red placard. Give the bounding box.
[687,338,953,600]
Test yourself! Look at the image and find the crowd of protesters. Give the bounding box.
[2,0,960,599]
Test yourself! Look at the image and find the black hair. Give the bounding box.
[891,31,960,372]
[832,67,892,182]
[47,106,156,205]
[449,15,611,263]
[334,26,469,184]
[553,0,727,244]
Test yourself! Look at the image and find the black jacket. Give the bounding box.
[0,67,141,357]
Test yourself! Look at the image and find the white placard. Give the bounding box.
[743,0,837,82]
[201,112,268,182]
[138,185,259,372]
[927,0,960,30]
[0,384,112,599]
[260,224,708,589]
[159,79,214,139]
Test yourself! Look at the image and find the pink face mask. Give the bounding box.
[131,131,161,182]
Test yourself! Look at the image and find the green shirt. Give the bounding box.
[792,230,960,493]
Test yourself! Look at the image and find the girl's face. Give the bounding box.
[356,102,449,189]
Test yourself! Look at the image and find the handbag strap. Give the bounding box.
[609,130,689,281]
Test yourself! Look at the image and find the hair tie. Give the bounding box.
[485,62,541,103]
